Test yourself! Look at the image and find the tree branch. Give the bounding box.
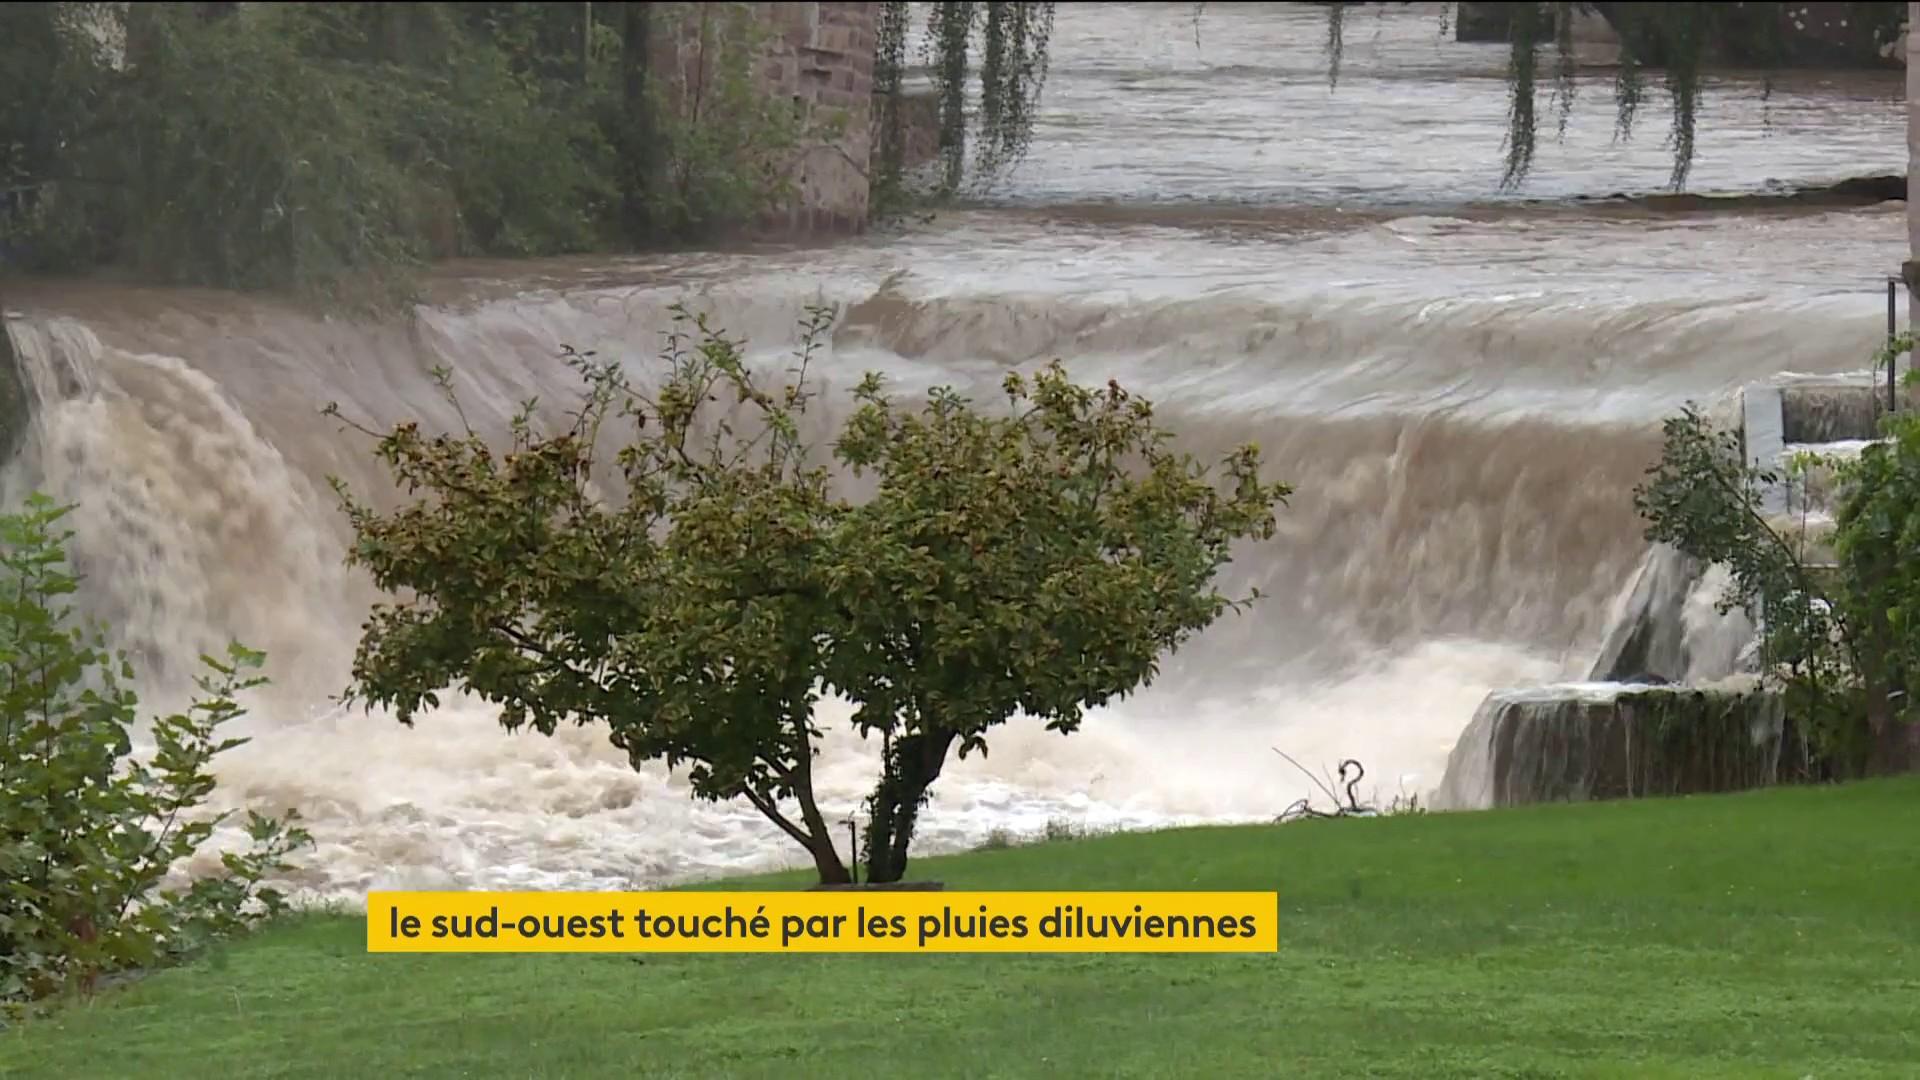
[737,783,815,851]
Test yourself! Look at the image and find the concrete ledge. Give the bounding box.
[1779,382,1886,444]
[1433,679,1811,810]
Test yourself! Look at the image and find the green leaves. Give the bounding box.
[338,310,1287,883]
[2,3,813,305]
[1635,392,1920,775]
[1,498,309,1008]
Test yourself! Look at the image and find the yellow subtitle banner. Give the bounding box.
[367,891,1278,953]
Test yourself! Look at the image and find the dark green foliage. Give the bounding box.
[329,311,1287,884]
[830,362,1287,880]
[1633,342,1920,777]
[0,2,811,304]
[872,1,915,213]
[0,495,309,1008]
[639,4,824,242]
[975,0,1053,179]
[1828,332,1920,772]
[1633,406,1865,765]
[1502,3,1545,189]
[930,2,977,195]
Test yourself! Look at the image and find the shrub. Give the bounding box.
[0,495,309,1007]
[1634,336,1920,775]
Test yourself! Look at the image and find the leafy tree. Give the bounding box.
[0,495,310,1007]
[829,363,1284,880]
[1830,333,1920,773]
[328,310,1287,883]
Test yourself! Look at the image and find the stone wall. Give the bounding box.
[651,2,878,238]
[758,2,877,235]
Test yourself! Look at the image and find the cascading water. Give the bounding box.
[0,3,1904,900]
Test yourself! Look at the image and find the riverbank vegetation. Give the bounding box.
[0,3,813,305]
[1635,335,1920,776]
[3,776,1916,1077]
[4,3,1904,301]
[0,496,307,1012]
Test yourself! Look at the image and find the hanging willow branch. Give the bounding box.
[1660,3,1704,190]
[926,1,976,194]
[884,0,1883,213]
[873,0,912,210]
[1325,3,1345,90]
[1613,37,1643,141]
[1503,2,1542,189]
[976,0,1055,180]
[872,0,1056,205]
[1549,1,1576,139]
[1314,1,1852,192]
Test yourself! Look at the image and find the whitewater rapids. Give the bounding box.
[0,2,1904,899]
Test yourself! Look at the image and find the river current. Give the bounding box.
[0,3,1906,898]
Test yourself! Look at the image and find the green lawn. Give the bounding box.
[5,779,1919,1079]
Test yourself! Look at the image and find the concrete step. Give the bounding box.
[1743,378,1900,519]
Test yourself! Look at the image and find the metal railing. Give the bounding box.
[1889,276,1907,415]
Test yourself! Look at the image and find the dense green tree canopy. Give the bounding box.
[329,312,1288,883]
[0,2,813,302]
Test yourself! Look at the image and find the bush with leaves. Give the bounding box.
[1826,331,1920,772]
[1634,336,1920,775]
[329,310,1287,884]
[0,495,309,1008]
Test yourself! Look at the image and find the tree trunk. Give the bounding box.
[739,779,850,885]
[804,830,853,885]
[617,2,656,245]
[788,715,848,884]
[864,730,958,884]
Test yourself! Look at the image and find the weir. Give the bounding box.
[0,4,1906,900]
[0,216,1897,897]
[1430,372,1895,811]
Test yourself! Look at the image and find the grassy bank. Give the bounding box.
[5,779,1918,1078]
